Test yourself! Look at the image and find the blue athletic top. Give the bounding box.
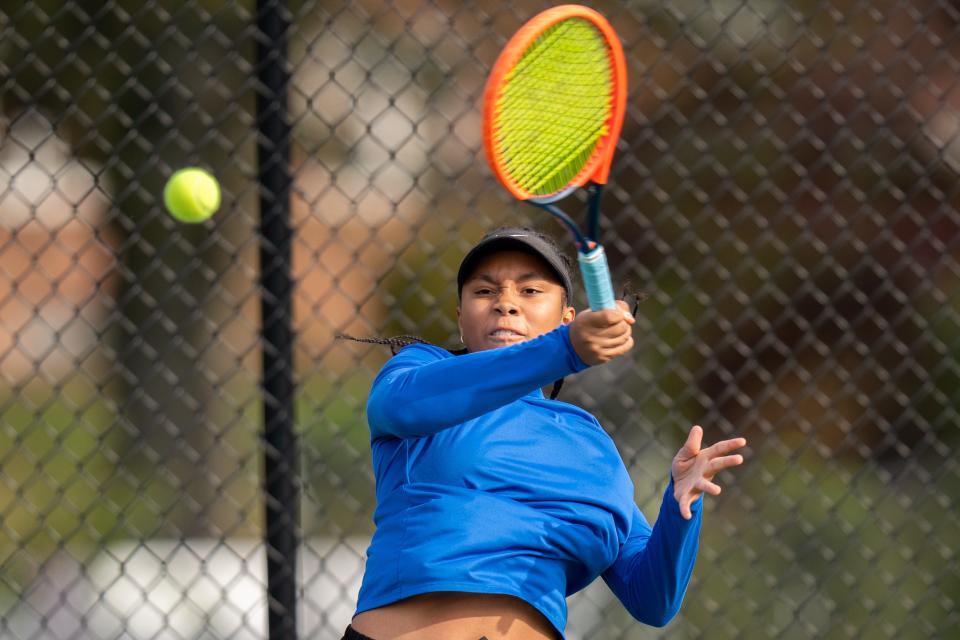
[354,324,702,637]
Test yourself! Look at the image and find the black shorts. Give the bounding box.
[341,626,489,640]
[341,626,376,640]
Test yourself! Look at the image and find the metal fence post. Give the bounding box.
[257,1,297,638]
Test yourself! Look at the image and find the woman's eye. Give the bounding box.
[523,288,542,294]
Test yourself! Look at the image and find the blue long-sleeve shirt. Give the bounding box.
[355,324,702,637]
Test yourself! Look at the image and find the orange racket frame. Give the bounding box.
[482,4,628,203]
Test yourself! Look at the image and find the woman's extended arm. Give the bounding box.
[600,482,702,627]
[366,324,588,440]
[603,427,747,626]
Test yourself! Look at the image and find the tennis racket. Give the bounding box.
[482,4,627,311]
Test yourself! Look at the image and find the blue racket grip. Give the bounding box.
[578,245,617,311]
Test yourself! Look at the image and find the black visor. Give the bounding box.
[456,228,574,303]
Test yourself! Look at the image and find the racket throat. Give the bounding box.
[586,182,603,242]
[531,201,589,248]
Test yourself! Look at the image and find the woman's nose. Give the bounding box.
[494,293,520,314]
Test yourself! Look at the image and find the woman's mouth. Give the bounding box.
[489,329,525,340]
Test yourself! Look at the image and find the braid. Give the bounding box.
[336,333,432,355]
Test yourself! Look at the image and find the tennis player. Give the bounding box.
[342,228,747,640]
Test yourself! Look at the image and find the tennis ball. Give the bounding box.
[163,167,221,223]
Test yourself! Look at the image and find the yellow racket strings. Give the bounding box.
[494,18,613,197]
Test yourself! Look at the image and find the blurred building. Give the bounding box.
[0,107,119,386]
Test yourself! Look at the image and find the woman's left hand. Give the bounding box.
[671,425,747,520]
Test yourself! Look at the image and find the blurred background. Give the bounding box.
[1,0,958,638]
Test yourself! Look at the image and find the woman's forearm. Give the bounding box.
[602,481,703,627]
[367,324,588,439]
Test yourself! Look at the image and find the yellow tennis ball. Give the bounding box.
[163,167,221,223]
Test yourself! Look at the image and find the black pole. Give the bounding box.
[256,1,296,638]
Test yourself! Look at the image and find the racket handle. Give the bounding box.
[578,245,617,311]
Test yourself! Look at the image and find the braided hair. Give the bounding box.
[334,334,432,356]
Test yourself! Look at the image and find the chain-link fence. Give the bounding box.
[2,0,959,638]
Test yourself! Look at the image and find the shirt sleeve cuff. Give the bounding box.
[558,323,590,373]
[663,475,703,519]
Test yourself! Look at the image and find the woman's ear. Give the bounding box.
[562,306,576,325]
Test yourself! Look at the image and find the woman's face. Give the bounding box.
[458,250,575,352]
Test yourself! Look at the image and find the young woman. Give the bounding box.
[342,228,747,640]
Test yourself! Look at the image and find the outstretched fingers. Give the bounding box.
[707,454,745,476]
[679,425,704,459]
[679,498,694,520]
[703,437,747,458]
[673,429,749,519]
[699,479,722,496]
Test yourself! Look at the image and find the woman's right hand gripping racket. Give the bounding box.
[482,4,627,311]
